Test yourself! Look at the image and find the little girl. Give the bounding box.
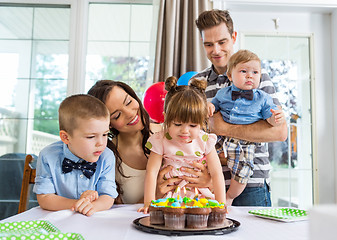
[138,76,226,214]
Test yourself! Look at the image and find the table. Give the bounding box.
[1,204,309,240]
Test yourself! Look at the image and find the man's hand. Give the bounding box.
[209,112,230,135]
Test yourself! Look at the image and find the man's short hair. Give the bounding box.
[195,9,234,35]
[59,94,109,135]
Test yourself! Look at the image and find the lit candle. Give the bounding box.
[194,188,199,201]
[176,186,181,200]
[182,187,189,204]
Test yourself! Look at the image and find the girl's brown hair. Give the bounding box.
[164,76,208,131]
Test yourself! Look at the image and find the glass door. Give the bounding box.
[242,34,313,209]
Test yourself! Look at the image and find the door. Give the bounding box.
[241,33,313,209]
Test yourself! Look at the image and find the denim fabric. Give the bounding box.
[232,181,271,206]
[211,85,277,125]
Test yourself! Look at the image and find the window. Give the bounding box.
[0,4,70,219]
[85,3,155,97]
[0,1,157,220]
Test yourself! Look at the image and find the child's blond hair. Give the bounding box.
[59,94,109,135]
[163,76,208,131]
[227,49,261,77]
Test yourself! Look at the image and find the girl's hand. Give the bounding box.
[156,165,181,199]
[226,197,234,207]
[72,197,96,216]
[137,205,150,214]
[80,190,98,202]
[180,162,213,189]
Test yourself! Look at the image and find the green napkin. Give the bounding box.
[249,208,308,222]
[0,220,84,240]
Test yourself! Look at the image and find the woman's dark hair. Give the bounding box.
[88,80,151,193]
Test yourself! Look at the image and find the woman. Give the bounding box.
[88,80,212,204]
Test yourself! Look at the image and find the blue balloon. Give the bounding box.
[177,71,198,86]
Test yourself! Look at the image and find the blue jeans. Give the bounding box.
[232,181,271,206]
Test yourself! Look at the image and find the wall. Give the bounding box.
[332,9,337,202]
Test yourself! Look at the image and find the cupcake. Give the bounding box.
[185,206,211,229]
[162,204,186,229]
[149,198,168,225]
[148,196,227,229]
[149,205,164,225]
[207,200,227,227]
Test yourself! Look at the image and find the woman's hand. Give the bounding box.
[156,165,181,199]
[179,162,213,190]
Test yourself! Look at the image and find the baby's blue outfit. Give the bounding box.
[211,85,278,184]
[33,141,118,199]
[212,85,277,124]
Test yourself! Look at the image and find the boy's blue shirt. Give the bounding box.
[33,141,118,199]
[211,85,278,125]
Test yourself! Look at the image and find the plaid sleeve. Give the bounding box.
[259,72,280,106]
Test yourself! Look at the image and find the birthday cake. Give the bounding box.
[149,197,227,229]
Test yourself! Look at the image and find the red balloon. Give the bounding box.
[143,82,167,123]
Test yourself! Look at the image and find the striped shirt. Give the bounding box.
[194,66,280,188]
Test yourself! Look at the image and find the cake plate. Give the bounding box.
[133,216,240,236]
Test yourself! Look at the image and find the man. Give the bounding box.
[194,9,287,206]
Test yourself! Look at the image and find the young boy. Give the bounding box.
[33,94,118,216]
[209,50,284,206]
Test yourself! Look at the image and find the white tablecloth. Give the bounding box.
[1,204,309,240]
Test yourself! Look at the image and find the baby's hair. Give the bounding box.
[59,94,109,135]
[226,49,261,77]
[164,76,208,130]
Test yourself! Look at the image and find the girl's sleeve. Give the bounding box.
[145,131,164,155]
[204,133,217,155]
